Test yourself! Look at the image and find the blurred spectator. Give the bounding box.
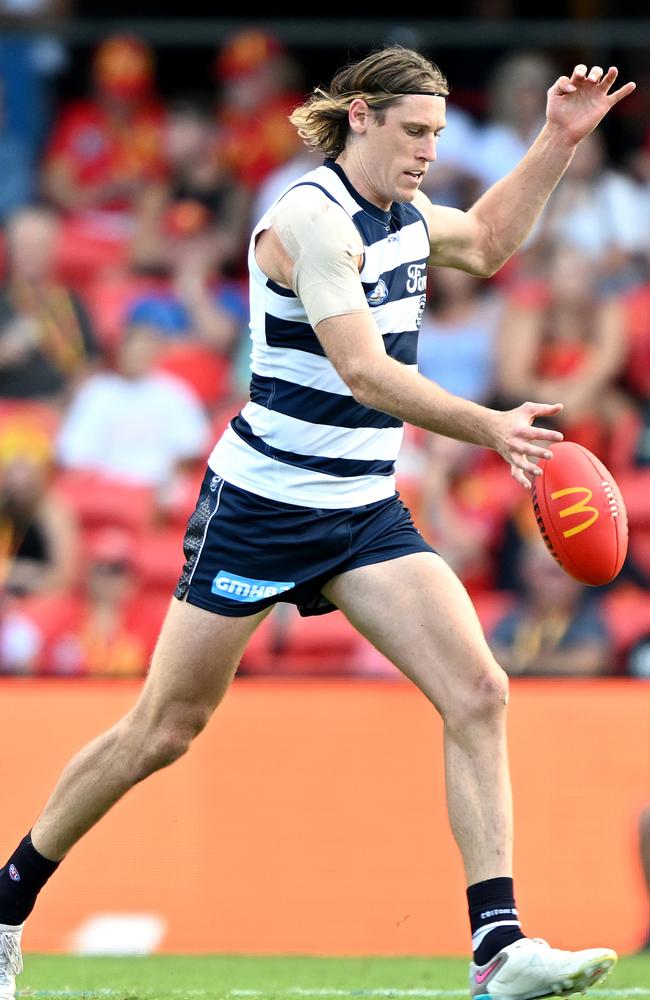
[495,243,634,466]
[622,283,650,407]
[413,435,519,595]
[0,595,40,673]
[629,633,650,679]
[56,322,210,488]
[0,205,100,403]
[418,267,503,405]
[0,0,68,164]
[0,77,35,221]
[474,50,556,190]
[122,236,249,409]
[488,535,613,677]
[213,28,304,192]
[131,94,249,276]
[0,425,78,599]
[534,132,648,294]
[1,527,160,676]
[41,33,167,284]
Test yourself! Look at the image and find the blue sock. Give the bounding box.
[467,876,525,965]
[0,833,60,925]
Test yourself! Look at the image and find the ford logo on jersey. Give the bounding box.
[212,571,296,602]
[366,279,388,305]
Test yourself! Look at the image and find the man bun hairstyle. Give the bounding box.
[289,45,449,159]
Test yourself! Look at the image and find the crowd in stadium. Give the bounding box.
[0,24,648,679]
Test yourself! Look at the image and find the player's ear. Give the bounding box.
[348,98,369,135]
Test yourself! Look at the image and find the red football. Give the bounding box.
[531,441,628,586]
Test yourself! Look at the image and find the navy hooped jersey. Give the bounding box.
[209,159,431,508]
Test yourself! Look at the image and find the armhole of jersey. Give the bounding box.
[250,218,297,298]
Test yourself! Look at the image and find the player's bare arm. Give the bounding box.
[255,187,563,489]
[316,310,563,488]
[416,64,636,275]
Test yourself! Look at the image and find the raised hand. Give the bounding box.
[546,64,636,146]
[492,401,565,489]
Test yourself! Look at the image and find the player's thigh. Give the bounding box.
[130,596,270,732]
[322,551,505,716]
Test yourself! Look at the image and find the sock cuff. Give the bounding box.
[20,834,61,877]
[467,877,515,910]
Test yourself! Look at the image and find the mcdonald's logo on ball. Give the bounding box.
[531,442,628,585]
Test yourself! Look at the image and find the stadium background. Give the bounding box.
[0,2,649,962]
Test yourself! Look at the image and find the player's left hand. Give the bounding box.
[546,65,636,145]
[492,401,565,490]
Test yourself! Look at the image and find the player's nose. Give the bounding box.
[420,137,437,162]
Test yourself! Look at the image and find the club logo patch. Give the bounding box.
[212,571,295,602]
[366,279,388,306]
[8,864,20,881]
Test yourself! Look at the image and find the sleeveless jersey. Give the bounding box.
[208,159,430,509]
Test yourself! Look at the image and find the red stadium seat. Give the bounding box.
[601,585,650,662]
[615,469,650,526]
[266,606,366,676]
[52,470,156,539]
[82,271,165,353]
[155,342,233,408]
[54,216,129,289]
[473,590,517,637]
[132,525,186,597]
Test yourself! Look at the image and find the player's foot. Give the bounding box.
[469,937,617,1000]
[0,924,23,1000]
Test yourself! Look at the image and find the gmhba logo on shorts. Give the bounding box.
[212,570,295,602]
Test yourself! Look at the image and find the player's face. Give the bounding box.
[345,95,446,208]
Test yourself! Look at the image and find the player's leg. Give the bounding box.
[0,597,267,999]
[30,597,268,860]
[638,806,650,950]
[324,551,511,886]
[322,551,617,999]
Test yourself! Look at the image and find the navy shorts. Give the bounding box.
[174,469,435,617]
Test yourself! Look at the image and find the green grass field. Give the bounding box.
[16,953,650,1000]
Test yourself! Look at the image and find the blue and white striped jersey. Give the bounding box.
[208,159,431,508]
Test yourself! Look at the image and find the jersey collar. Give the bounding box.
[325,160,392,226]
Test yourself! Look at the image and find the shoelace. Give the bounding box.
[0,932,22,977]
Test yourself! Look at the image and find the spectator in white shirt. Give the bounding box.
[534,130,648,293]
[56,323,211,488]
[473,50,556,190]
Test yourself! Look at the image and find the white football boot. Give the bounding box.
[469,937,617,1000]
[0,924,23,1000]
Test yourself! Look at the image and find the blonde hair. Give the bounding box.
[289,45,449,159]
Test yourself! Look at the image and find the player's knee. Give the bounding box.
[132,705,211,777]
[445,660,509,732]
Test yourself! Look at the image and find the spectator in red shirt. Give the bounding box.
[213,28,304,195]
[495,242,633,467]
[41,33,168,285]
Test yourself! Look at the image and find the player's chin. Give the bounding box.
[398,174,422,200]
[394,184,417,203]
